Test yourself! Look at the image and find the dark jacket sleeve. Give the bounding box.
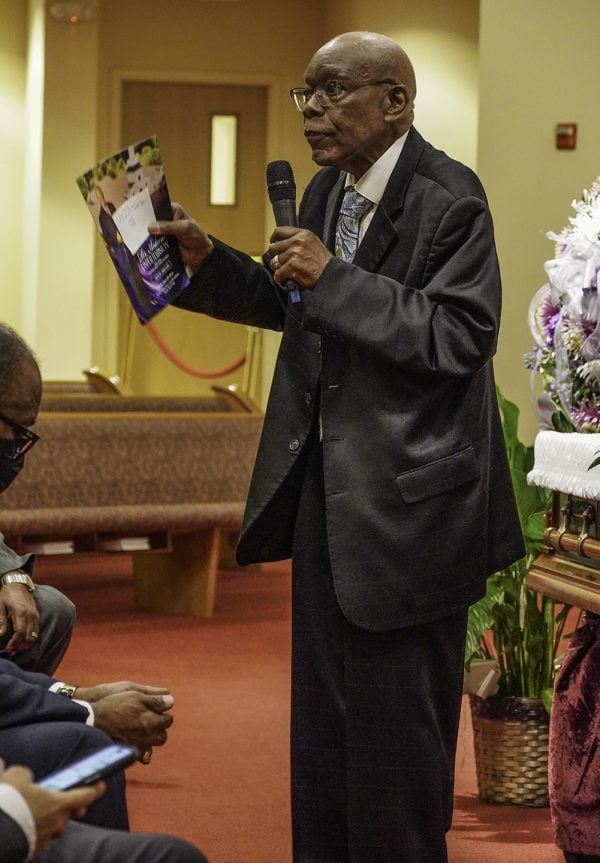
[174,238,287,331]
[0,534,34,577]
[0,659,89,730]
[0,810,29,863]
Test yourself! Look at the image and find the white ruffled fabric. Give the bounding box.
[528,430,600,498]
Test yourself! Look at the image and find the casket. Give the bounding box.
[527,430,600,612]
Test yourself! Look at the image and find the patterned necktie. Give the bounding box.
[335,186,374,262]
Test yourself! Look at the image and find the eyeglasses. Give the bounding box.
[290,79,396,113]
[0,411,39,460]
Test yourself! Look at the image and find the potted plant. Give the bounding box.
[464,388,573,806]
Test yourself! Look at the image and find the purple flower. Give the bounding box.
[571,398,600,432]
[539,297,561,346]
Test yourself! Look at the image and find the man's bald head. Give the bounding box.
[311,31,416,126]
[302,31,417,177]
[0,323,41,427]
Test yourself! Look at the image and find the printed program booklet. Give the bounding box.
[76,135,189,324]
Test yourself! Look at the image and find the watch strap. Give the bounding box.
[0,571,36,592]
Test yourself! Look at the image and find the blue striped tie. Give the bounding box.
[335,187,373,262]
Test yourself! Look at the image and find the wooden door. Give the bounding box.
[118,81,268,398]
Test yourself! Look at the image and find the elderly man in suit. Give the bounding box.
[150,31,525,863]
[0,326,75,674]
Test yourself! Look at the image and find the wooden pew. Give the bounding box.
[0,410,262,617]
[39,384,260,415]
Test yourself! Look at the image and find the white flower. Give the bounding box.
[527,177,600,433]
[544,255,587,315]
[577,360,600,386]
[568,209,600,257]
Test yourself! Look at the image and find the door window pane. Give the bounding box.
[210,114,238,206]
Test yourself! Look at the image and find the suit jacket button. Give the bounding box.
[289,439,300,452]
[305,393,313,405]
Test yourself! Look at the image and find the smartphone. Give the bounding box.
[39,743,139,791]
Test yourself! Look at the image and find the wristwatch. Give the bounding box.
[0,571,36,592]
[55,683,78,699]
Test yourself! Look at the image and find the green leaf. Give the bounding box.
[541,687,554,715]
[465,582,504,667]
[588,451,600,471]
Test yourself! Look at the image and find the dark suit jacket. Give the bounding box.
[0,659,89,731]
[0,533,34,578]
[177,126,525,630]
[0,810,29,863]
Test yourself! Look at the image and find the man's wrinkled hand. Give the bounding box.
[2,765,104,853]
[267,226,332,290]
[148,202,214,272]
[0,583,40,655]
[92,691,174,751]
[75,680,170,703]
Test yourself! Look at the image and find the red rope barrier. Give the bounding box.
[145,320,247,379]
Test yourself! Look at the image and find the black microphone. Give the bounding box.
[266,160,302,305]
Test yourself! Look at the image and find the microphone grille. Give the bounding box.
[266,160,296,204]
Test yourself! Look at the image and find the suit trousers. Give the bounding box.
[0,721,128,831]
[37,821,207,863]
[290,433,468,863]
[0,585,75,675]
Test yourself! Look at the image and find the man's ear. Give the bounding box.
[384,84,411,122]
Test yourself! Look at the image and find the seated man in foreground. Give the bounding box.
[0,321,208,860]
[0,323,75,674]
[0,761,207,863]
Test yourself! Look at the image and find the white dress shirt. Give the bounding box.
[343,130,409,245]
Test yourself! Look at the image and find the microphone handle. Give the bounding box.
[272,199,298,228]
[271,199,302,305]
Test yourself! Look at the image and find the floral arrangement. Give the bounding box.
[526,178,600,432]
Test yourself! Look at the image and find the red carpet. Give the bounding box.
[35,554,566,863]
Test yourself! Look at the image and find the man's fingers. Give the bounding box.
[2,765,34,786]
[148,219,172,235]
[62,781,105,813]
[5,634,25,654]
[130,683,170,696]
[148,218,196,237]
[145,693,175,713]
[170,202,190,220]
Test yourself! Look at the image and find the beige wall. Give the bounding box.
[39,11,98,377]
[0,0,27,327]
[478,0,600,442]
[0,0,98,376]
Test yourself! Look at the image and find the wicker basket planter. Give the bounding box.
[469,694,550,807]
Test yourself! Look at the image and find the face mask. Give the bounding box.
[0,441,24,493]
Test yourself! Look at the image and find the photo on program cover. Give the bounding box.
[76,135,189,324]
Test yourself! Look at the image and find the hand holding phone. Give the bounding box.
[2,765,104,854]
[39,743,139,791]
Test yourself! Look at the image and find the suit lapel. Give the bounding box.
[353,127,427,272]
